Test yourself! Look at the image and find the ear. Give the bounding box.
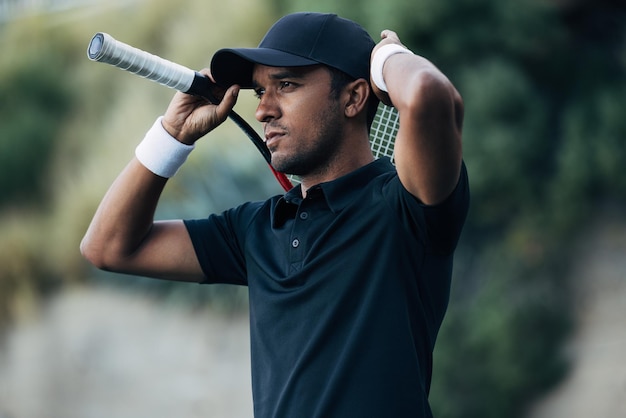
[343,79,370,120]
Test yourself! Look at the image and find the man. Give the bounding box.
[81,12,469,418]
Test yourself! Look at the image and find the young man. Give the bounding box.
[81,12,469,418]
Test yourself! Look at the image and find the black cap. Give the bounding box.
[210,12,375,88]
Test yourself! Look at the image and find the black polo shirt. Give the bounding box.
[184,157,469,418]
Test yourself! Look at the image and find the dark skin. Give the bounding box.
[252,64,374,190]
[80,30,463,282]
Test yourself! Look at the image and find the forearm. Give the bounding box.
[372,33,464,204]
[80,158,168,270]
[385,54,460,115]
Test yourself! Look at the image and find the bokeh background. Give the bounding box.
[1,0,625,417]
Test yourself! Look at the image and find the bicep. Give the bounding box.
[112,220,205,282]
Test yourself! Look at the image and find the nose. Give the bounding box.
[255,92,280,123]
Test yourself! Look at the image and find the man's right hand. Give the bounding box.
[162,68,240,145]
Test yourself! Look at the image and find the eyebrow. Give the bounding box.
[272,68,312,79]
[252,67,316,88]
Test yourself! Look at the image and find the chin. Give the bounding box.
[270,149,323,177]
[270,152,292,173]
[271,157,302,177]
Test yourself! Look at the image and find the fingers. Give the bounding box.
[213,84,240,122]
[163,82,241,144]
[161,68,241,144]
[379,30,405,49]
[380,29,400,42]
[198,67,213,80]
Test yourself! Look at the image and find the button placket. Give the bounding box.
[287,204,312,268]
[285,187,327,275]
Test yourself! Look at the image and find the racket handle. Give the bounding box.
[88,33,199,93]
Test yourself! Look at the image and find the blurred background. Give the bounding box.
[0,0,625,417]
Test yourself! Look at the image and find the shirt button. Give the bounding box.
[299,212,309,220]
[292,238,300,248]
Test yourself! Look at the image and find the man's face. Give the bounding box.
[252,64,345,176]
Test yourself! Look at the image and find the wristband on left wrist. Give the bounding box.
[371,44,414,92]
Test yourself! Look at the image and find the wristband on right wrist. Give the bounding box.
[135,116,195,178]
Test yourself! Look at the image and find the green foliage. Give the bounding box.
[0,51,73,206]
[430,242,573,418]
[548,84,626,232]
[460,59,550,229]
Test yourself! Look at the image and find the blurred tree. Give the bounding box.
[0,51,73,207]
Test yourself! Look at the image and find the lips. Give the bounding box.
[264,129,287,149]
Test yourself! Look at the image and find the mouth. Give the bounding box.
[264,130,287,150]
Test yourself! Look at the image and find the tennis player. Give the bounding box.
[81,12,469,418]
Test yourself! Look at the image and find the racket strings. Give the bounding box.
[370,103,399,164]
[286,103,399,186]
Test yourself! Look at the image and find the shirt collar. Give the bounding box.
[272,158,395,227]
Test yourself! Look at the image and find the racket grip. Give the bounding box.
[88,31,218,102]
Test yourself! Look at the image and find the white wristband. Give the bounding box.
[135,116,195,178]
[371,44,414,92]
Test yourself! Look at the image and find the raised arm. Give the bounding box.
[80,72,240,281]
[371,30,464,205]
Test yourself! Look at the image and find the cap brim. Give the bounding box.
[210,48,319,88]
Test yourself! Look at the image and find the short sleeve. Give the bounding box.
[184,201,267,285]
[421,162,470,255]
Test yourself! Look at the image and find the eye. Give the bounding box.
[279,81,293,90]
[254,88,265,99]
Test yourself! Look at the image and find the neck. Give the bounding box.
[299,131,374,197]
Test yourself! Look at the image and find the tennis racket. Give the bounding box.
[87,32,399,191]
